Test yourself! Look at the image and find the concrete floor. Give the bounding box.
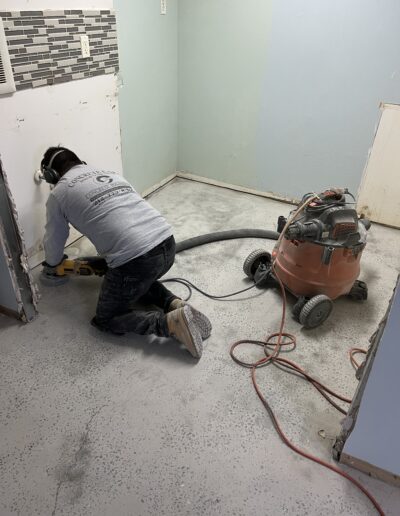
[1,178,400,516]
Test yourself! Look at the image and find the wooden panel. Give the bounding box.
[357,104,400,227]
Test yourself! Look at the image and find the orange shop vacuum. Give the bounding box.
[243,188,371,328]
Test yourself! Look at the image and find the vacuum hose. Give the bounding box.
[175,229,279,253]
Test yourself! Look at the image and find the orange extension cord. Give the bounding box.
[349,348,368,370]
[229,265,385,516]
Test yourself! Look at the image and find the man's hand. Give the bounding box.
[41,254,68,276]
[42,263,59,276]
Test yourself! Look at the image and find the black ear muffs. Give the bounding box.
[41,149,66,185]
[42,165,60,185]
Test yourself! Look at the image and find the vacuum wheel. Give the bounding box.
[299,295,333,329]
[243,249,272,279]
[348,280,368,301]
[292,296,307,322]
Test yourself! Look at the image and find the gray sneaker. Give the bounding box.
[168,299,212,341]
[166,306,203,358]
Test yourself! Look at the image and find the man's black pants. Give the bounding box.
[94,236,177,336]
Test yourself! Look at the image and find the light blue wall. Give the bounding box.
[178,0,400,198]
[115,0,178,193]
[178,0,272,190]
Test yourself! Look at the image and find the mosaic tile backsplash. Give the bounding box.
[0,10,119,90]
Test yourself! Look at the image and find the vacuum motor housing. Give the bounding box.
[273,190,370,300]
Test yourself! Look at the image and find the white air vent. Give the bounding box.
[0,18,16,95]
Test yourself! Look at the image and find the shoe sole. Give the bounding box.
[181,306,203,358]
[188,306,212,340]
[168,300,212,340]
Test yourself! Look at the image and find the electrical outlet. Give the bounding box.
[80,35,90,58]
[161,0,167,15]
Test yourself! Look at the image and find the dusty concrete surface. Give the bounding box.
[1,178,400,516]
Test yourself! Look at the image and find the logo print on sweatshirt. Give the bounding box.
[95,175,114,184]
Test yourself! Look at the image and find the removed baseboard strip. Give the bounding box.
[142,173,178,199]
[176,172,298,205]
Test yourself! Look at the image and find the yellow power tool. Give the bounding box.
[54,256,108,277]
[41,256,108,286]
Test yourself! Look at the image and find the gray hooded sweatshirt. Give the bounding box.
[43,164,172,267]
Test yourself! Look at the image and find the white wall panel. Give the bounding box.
[0,74,122,266]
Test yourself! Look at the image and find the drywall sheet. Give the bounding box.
[341,277,400,484]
